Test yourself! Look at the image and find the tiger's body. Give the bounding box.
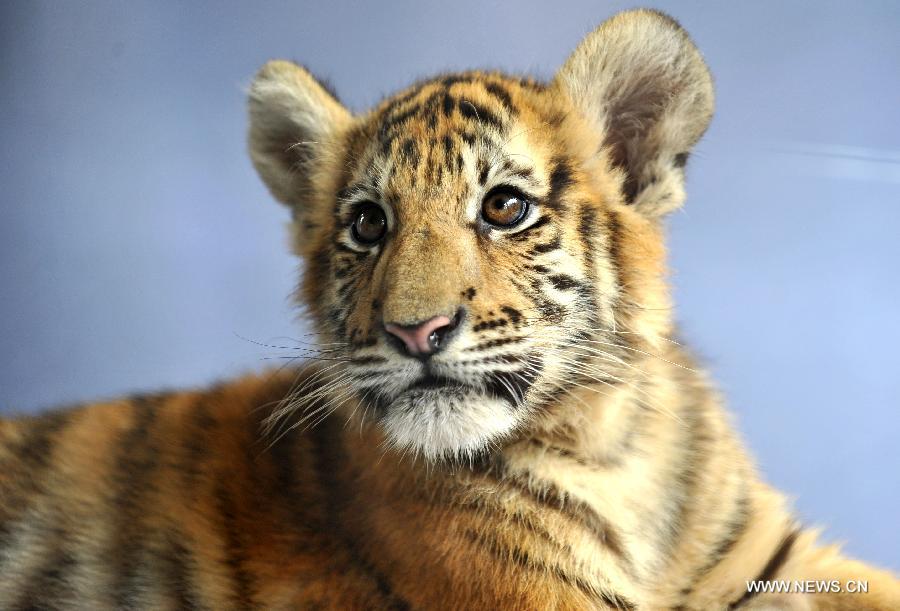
[2,9,898,610]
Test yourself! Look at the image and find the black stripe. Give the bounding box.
[703,488,751,571]
[485,362,539,406]
[516,76,545,91]
[547,274,582,291]
[215,481,256,608]
[472,317,508,332]
[545,157,573,212]
[159,529,206,610]
[756,529,800,583]
[12,530,77,609]
[464,528,634,609]
[532,293,564,322]
[676,486,751,604]
[441,92,455,117]
[458,99,503,130]
[499,306,522,325]
[350,355,388,365]
[310,414,412,610]
[509,214,551,241]
[381,84,425,118]
[459,130,477,147]
[483,82,515,114]
[440,74,474,88]
[605,209,624,286]
[527,438,617,471]
[1,413,76,606]
[441,134,454,163]
[508,166,536,185]
[443,492,570,556]
[530,235,562,255]
[578,204,598,273]
[401,138,419,167]
[0,411,71,521]
[181,394,216,489]
[484,455,631,569]
[653,398,712,560]
[112,394,162,608]
[269,399,321,513]
[10,411,72,467]
[463,337,526,352]
[727,529,799,609]
[380,104,420,138]
[477,158,490,186]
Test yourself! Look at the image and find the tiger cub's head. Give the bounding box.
[248,9,713,460]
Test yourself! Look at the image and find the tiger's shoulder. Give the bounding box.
[0,369,400,609]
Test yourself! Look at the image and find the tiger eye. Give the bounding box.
[481,190,529,227]
[351,203,387,245]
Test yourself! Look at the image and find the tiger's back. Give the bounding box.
[4,360,899,610]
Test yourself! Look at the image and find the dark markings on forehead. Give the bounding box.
[458,98,502,131]
[338,74,549,211]
[459,131,477,148]
[401,138,419,167]
[484,82,515,112]
[442,135,453,158]
[375,73,524,156]
[440,74,474,88]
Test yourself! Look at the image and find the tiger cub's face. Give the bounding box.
[248,10,714,459]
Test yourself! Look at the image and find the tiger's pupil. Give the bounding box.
[352,204,387,244]
[481,191,527,227]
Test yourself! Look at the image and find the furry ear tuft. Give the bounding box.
[555,9,714,216]
[248,60,351,209]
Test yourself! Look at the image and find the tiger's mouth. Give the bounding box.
[403,374,470,394]
[349,343,544,458]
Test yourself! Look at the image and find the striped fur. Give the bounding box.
[3,9,899,610]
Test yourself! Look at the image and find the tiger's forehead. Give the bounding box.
[342,72,557,216]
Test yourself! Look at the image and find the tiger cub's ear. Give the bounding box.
[248,60,351,209]
[554,9,714,216]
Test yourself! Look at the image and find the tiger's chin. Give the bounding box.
[377,385,523,461]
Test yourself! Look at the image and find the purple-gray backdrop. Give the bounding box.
[2,1,898,569]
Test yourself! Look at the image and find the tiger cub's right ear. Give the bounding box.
[248,60,351,209]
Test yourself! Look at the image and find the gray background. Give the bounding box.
[2,1,898,569]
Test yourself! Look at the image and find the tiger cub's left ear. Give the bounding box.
[554,9,714,216]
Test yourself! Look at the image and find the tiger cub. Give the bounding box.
[1,8,898,610]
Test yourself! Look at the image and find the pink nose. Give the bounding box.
[384,315,454,356]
